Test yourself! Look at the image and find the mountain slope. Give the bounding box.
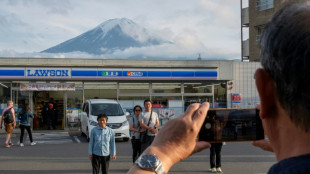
[41,18,169,55]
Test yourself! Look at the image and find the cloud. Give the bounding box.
[0,0,242,60]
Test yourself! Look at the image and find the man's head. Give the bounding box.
[259,3,310,132]
[144,99,152,112]
[7,100,13,107]
[97,113,108,128]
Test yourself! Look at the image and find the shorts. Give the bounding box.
[5,123,13,134]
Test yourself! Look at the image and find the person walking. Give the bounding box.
[129,105,143,163]
[18,105,36,147]
[0,100,16,148]
[89,113,116,174]
[139,99,159,153]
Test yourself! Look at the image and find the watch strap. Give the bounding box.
[154,161,166,174]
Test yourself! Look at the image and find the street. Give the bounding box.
[0,131,276,174]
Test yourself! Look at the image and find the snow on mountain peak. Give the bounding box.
[97,18,155,43]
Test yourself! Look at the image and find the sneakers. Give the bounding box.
[30,142,36,146]
[210,168,217,173]
[4,144,11,148]
[209,167,223,173]
[8,142,14,146]
[20,143,24,147]
[216,167,223,173]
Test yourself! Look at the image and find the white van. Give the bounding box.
[80,99,130,141]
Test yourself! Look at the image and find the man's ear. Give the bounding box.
[255,68,278,119]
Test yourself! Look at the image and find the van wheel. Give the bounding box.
[86,128,90,142]
[123,137,129,142]
[80,125,84,137]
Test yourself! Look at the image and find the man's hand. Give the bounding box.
[146,102,211,172]
[252,139,273,152]
[112,155,116,160]
[149,127,157,134]
[89,155,93,161]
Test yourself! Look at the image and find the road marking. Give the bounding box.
[18,132,73,145]
[73,136,81,143]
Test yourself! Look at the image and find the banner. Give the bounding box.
[20,83,75,91]
[231,93,241,108]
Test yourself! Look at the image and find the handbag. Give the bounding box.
[140,111,152,143]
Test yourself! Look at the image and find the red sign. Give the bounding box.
[232,94,241,101]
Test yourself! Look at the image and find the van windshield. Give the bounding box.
[91,103,124,116]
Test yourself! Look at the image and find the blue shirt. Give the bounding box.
[268,153,310,174]
[88,126,116,157]
[18,111,34,126]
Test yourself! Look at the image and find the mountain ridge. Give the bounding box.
[41,18,171,55]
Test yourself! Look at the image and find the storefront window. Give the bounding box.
[118,97,145,116]
[183,82,213,109]
[152,83,181,93]
[184,82,212,93]
[67,87,83,129]
[151,96,182,127]
[0,82,12,121]
[214,83,227,108]
[84,82,117,100]
[119,83,149,94]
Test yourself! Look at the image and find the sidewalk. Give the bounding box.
[0,128,80,134]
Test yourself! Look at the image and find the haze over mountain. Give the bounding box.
[41,18,172,55]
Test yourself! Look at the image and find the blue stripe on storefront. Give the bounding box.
[71,70,97,76]
[0,69,218,79]
[171,71,195,77]
[0,70,24,76]
[148,71,171,77]
[195,71,218,77]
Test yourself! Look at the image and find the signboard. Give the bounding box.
[26,68,71,79]
[231,93,241,108]
[20,83,75,91]
[0,67,219,80]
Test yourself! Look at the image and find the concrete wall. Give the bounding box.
[227,62,261,108]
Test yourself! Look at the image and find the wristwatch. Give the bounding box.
[135,153,166,174]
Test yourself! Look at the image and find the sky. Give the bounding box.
[0,0,248,60]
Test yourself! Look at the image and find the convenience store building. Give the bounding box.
[0,58,260,130]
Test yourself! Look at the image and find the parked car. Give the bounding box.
[80,99,130,141]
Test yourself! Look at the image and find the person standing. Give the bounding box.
[18,105,36,147]
[46,103,56,130]
[129,105,143,163]
[0,100,16,148]
[89,113,116,174]
[210,143,223,173]
[139,99,159,153]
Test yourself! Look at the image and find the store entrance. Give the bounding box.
[33,91,64,130]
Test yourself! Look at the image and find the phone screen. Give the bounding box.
[198,108,264,142]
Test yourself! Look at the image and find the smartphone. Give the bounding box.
[198,108,264,142]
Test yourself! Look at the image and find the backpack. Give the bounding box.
[3,108,14,124]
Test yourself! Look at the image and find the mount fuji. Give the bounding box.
[41,18,171,55]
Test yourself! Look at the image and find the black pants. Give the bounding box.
[92,154,110,174]
[141,135,155,153]
[131,139,141,163]
[20,125,33,143]
[47,116,56,130]
[210,143,223,168]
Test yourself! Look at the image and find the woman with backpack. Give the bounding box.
[0,100,16,148]
[18,105,36,147]
[129,105,143,163]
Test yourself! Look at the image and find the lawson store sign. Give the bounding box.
[26,68,71,79]
[0,67,218,80]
